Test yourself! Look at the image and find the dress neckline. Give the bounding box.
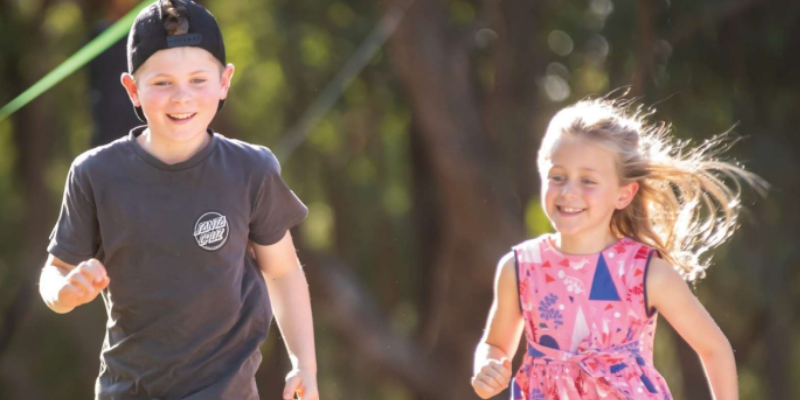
[542,234,626,258]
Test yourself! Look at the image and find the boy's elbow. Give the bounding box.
[49,304,75,314]
[40,287,73,314]
[38,266,73,314]
[40,291,75,314]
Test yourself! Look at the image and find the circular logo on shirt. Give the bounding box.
[194,211,229,251]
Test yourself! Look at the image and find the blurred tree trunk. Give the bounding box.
[0,2,60,399]
[0,0,54,359]
[483,0,552,219]
[83,0,142,147]
[384,0,551,397]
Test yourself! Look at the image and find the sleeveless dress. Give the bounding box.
[511,235,673,400]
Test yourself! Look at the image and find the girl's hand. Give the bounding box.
[471,357,512,399]
[283,369,319,400]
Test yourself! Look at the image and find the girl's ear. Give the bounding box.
[616,181,639,209]
[120,73,140,107]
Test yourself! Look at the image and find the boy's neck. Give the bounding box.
[552,229,619,255]
[137,128,212,165]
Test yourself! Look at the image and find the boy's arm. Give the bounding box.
[252,231,319,400]
[647,257,738,400]
[40,255,110,314]
[472,252,525,399]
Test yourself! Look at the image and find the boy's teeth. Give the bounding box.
[169,113,194,120]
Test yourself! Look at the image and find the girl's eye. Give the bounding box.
[582,179,596,185]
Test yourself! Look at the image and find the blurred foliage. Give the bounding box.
[0,0,798,399]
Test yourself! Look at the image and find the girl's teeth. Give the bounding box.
[561,207,583,213]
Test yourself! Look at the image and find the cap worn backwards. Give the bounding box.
[126,0,226,122]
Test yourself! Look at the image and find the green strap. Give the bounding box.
[0,1,150,123]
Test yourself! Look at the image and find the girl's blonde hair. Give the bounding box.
[538,98,767,281]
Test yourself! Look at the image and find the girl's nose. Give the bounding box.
[560,181,579,198]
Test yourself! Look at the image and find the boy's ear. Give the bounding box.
[220,63,235,100]
[120,73,140,106]
[615,181,639,209]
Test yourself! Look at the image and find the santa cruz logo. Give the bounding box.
[194,212,229,251]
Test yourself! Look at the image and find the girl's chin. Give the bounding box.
[553,226,583,236]
[551,219,593,236]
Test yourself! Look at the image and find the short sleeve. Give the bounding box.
[47,160,101,266]
[248,150,308,246]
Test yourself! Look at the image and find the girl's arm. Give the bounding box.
[647,257,738,400]
[472,252,525,399]
[252,231,319,400]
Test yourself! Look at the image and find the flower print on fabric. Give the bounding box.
[626,282,644,303]
[538,293,564,330]
[559,270,586,294]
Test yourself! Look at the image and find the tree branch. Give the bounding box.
[665,0,768,45]
[302,251,464,399]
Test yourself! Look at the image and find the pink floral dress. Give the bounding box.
[511,235,673,400]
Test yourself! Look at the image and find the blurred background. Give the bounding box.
[0,0,798,399]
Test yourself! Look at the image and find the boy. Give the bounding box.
[38,1,320,399]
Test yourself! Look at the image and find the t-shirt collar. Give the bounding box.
[127,125,219,171]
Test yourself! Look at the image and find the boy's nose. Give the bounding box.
[171,85,193,102]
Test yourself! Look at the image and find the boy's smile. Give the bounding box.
[167,112,197,122]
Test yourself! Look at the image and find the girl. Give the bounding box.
[471,99,765,400]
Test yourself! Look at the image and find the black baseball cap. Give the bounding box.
[126,0,227,122]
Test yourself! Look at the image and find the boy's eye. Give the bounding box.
[192,78,207,84]
[154,81,170,86]
[549,176,565,183]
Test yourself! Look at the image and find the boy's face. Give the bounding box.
[122,47,234,143]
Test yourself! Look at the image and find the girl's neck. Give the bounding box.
[137,128,211,165]
[551,229,619,255]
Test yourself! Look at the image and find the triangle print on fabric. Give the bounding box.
[589,254,621,301]
[570,307,590,352]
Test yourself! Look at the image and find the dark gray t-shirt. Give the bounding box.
[48,126,308,400]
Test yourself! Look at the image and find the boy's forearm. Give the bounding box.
[264,267,318,373]
[39,264,74,314]
[700,344,738,400]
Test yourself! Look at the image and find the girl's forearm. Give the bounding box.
[474,342,509,376]
[264,267,318,373]
[699,343,738,400]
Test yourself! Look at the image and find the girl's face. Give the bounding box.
[540,136,638,240]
